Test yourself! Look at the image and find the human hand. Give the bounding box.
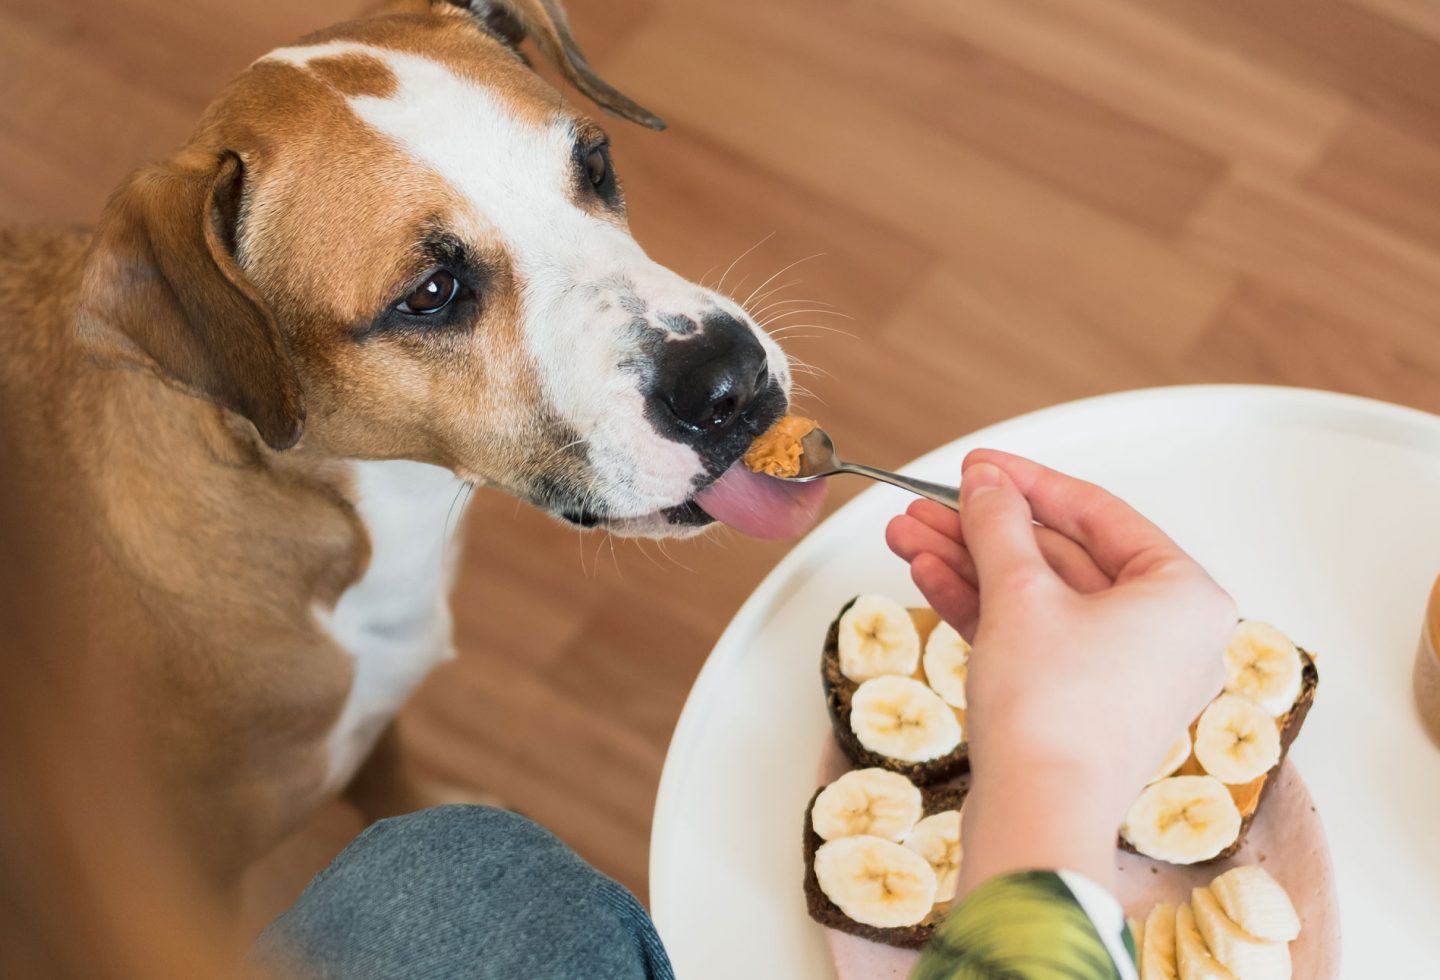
[886,450,1236,893]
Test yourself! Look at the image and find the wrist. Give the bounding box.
[968,692,1149,818]
[958,754,1124,899]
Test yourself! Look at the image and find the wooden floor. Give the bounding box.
[7,0,1440,924]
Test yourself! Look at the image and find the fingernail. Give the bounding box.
[963,462,1002,498]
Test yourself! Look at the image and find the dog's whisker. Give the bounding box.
[715,231,775,295]
[768,316,856,329]
[746,280,835,315]
[443,479,477,549]
[531,437,586,475]
[762,309,856,328]
[773,333,845,346]
[632,537,668,574]
[753,302,839,325]
[787,361,834,380]
[572,479,605,577]
[767,322,859,340]
[742,261,819,310]
[784,351,839,365]
[743,279,803,312]
[653,537,695,573]
[592,530,611,575]
[761,304,853,320]
[605,529,622,578]
[749,295,838,320]
[740,253,825,309]
[784,354,834,380]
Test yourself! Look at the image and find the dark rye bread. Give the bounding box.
[823,597,969,785]
[802,781,969,949]
[1120,649,1320,863]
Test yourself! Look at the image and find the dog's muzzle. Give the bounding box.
[557,310,825,539]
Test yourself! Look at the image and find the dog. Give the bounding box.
[0,0,810,892]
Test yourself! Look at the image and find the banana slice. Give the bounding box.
[1122,775,1242,864]
[850,676,963,762]
[811,768,923,842]
[902,810,961,903]
[1175,903,1235,980]
[1193,694,1281,785]
[1149,729,1193,785]
[1191,886,1291,980]
[838,595,922,682]
[1224,621,1303,717]
[813,835,938,928]
[1140,902,1179,980]
[922,621,970,709]
[1208,865,1301,943]
[1129,917,1145,971]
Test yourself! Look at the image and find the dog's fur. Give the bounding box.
[0,0,793,888]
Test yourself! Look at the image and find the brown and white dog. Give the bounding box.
[0,0,821,892]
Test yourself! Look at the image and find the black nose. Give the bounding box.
[653,313,769,433]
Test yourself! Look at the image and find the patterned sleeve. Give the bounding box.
[911,870,1138,980]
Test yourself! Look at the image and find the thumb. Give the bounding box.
[959,462,1051,598]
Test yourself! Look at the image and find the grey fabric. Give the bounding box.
[253,806,674,980]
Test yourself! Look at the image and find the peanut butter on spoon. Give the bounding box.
[743,415,819,478]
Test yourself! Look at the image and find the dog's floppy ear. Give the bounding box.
[451,0,665,131]
[76,151,305,452]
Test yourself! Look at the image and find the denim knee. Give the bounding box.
[253,805,672,980]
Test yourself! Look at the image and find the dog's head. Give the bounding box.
[77,0,821,538]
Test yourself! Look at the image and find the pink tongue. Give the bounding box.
[694,461,828,539]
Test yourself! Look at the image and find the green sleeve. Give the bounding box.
[911,870,1136,980]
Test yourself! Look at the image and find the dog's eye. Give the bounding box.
[584,146,608,188]
[396,270,459,315]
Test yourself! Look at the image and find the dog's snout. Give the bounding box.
[653,313,767,434]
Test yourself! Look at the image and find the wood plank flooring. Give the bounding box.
[4,0,1439,926]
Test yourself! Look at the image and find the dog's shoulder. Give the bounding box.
[0,223,92,376]
[0,223,91,294]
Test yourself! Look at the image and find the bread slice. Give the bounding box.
[822,597,970,785]
[1120,649,1319,863]
[802,781,969,949]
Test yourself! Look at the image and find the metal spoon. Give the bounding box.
[779,427,959,511]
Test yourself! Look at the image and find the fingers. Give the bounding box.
[910,553,979,639]
[886,511,976,579]
[903,499,1113,595]
[957,463,1052,599]
[906,498,962,541]
[889,509,1112,595]
[962,450,1184,581]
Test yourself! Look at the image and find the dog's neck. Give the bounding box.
[317,457,471,788]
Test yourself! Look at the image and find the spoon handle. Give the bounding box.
[838,462,960,511]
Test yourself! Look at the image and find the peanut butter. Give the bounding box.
[743,415,818,478]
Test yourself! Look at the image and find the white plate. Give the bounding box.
[650,385,1440,979]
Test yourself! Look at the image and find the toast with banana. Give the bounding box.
[802,767,967,948]
[821,595,970,785]
[1122,622,1319,865]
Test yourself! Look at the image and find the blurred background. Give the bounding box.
[4,0,1439,938]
